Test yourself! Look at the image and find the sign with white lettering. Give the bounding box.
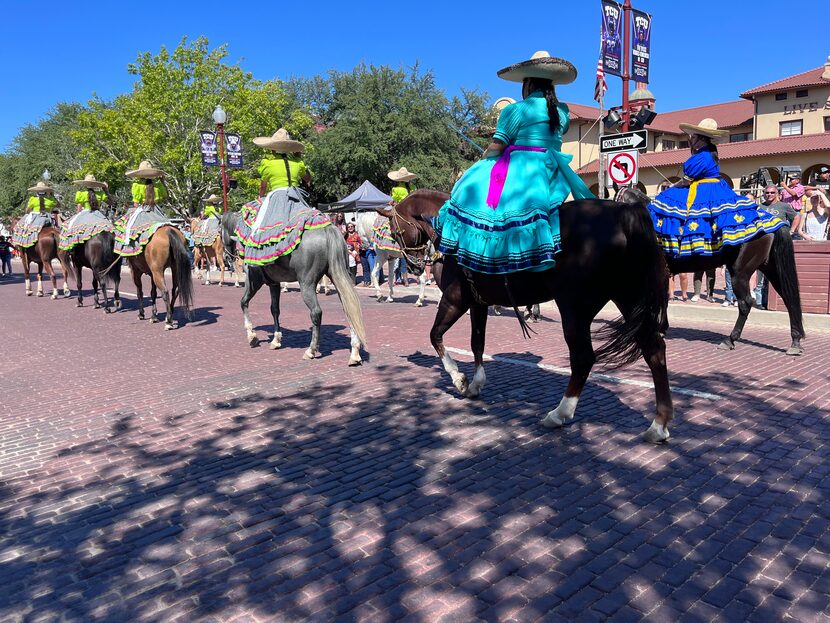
[600,130,648,153]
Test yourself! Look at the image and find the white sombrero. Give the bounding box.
[388,167,418,182]
[27,181,54,194]
[125,160,166,179]
[678,118,729,139]
[497,50,577,84]
[204,194,222,204]
[493,97,516,112]
[73,173,108,190]
[252,128,305,154]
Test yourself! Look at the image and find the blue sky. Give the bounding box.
[1,0,827,150]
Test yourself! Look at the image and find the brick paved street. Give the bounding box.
[1,264,829,622]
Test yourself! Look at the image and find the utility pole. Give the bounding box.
[621,0,632,131]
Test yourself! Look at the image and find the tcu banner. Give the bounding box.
[632,9,652,84]
[225,133,243,168]
[199,130,218,167]
[601,1,623,77]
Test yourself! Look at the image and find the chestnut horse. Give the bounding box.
[124,226,194,330]
[190,217,240,287]
[385,190,674,443]
[15,224,71,299]
[615,186,804,355]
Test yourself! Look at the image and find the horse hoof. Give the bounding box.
[94,304,101,309]
[36,291,44,298]
[104,308,113,314]
[303,349,316,360]
[386,297,394,303]
[463,386,480,399]
[451,373,468,395]
[786,346,804,356]
[643,421,671,444]
[269,340,281,350]
[151,317,159,323]
[164,323,174,331]
[115,301,122,310]
[281,287,288,293]
[26,291,33,297]
[717,340,735,351]
[76,302,83,308]
[248,334,258,347]
[348,357,362,367]
[51,293,58,300]
[414,299,423,307]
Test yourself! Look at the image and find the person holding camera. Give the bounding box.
[781,174,806,236]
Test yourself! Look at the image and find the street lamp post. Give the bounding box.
[212,105,228,213]
[42,169,51,182]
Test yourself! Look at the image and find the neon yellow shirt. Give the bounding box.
[391,185,410,204]
[27,195,58,212]
[131,181,168,204]
[257,156,308,191]
[204,205,221,218]
[74,190,108,210]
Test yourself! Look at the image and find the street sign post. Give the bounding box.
[606,150,639,186]
[600,130,648,154]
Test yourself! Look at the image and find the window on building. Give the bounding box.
[729,133,751,143]
[779,120,803,137]
[824,117,830,132]
[679,140,689,149]
[775,92,788,101]
[796,89,809,98]
[662,139,676,150]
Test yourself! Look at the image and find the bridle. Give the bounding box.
[388,206,430,273]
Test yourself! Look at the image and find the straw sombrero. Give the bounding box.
[252,128,305,154]
[678,118,729,139]
[493,97,516,112]
[204,194,222,204]
[388,167,418,182]
[27,181,54,194]
[125,160,166,179]
[73,173,108,190]
[497,51,577,84]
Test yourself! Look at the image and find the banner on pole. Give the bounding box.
[199,130,218,167]
[601,0,623,77]
[631,9,652,84]
[225,133,243,168]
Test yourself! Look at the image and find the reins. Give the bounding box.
[389,207,429,272]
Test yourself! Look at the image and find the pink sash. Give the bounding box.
[486,144,547,208]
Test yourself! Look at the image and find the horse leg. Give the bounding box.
[268,284,283,350]
[386,258,397,302]
[371,253,383,300]
[217,246,225,287]
[300,281,323,360]
[92,272,101,309]
[541,307,596,429]
[60,252,71,297]
[35,261,44,297]
[44,259,58,299]
[415,272,426,307]
[132,267,145,320]
[75,262,84,307]
[113,270,122,311]
[719,264,754,351]
[150,280,159,323]
[99,269,112,313]
[429,277,472,395]
[242,268,264,346]
[22,256,32,295]
[153,271,175,330]
[464,303,489,398]
[203,250,211,286]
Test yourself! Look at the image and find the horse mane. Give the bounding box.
[398,189,449,219]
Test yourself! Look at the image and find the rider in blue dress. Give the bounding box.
[649,118,784,257]
[438,51,594,274]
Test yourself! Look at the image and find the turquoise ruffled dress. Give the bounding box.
[437,91,594,274]
[649,150,785,257]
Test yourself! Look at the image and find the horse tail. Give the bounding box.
[325,226,368,348]
[169,228,195,320]
[95,231,122,287]
[594,202,669,369]
[766,226,805,339]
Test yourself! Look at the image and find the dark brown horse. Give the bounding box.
[124,226,194,330]
[615,186,804,355]
[14,225,71,299]
[66,231,122,312]
[386,190,674,443]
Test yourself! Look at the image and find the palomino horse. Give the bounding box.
[66,230,122,312]
[222,214,367,365]
[190,217,240,287]
[125,226,194,330]
[385,189,674,443]
[14,224,71,299]
[615,186,804,355]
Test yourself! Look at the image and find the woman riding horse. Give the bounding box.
[59,173,122,310]
[437,51,594,274]
[13,181,58,249]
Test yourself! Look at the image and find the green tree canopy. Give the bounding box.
[73,36,312,217]
[291,64,490,203]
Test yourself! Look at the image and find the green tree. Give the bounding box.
[0,103,84,226]
[292,64,489,203]
[73,37,312,218]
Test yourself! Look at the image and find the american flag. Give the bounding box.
[594,57,607,102]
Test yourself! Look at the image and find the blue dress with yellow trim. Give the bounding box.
[649,150,784,257]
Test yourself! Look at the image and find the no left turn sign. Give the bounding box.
[606,150,639,186]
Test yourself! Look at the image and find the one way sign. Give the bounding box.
[600,130,648,154]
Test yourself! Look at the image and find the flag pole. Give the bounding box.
[598,83,605,198]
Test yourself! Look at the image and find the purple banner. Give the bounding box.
[631,9,652,84]
[601,0,623,77]
[199,130,218,167]
[225,133,243,169]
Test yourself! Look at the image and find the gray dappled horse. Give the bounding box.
[222,213,367,366]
